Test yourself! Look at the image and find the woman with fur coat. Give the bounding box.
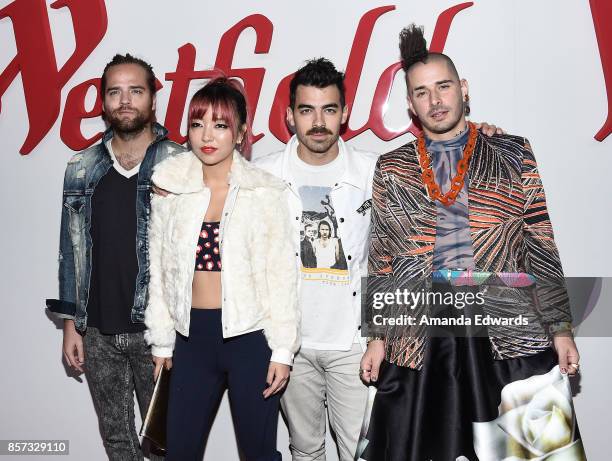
[145,76,300,461]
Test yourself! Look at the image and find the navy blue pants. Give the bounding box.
[166,309,282,461]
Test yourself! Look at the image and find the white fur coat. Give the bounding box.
[144,150,300,365]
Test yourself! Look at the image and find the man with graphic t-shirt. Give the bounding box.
[255,58,503,461]
[255,58,377,461]
[46,54,184,460]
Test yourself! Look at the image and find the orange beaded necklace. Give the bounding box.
[417,121,478,207]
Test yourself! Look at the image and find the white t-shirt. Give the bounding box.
[289,144,359,351]
[106,140,141,178]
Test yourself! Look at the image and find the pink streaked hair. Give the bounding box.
[188,72,253,157]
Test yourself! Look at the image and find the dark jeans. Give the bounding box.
[83,327,162,461]
[166,309,282,461]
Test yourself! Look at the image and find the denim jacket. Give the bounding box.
[46,123,185,332]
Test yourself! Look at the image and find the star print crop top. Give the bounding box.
[195,221,221,271]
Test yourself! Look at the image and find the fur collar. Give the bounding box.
[152,150,285,194]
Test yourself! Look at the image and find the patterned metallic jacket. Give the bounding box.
[368,133,572,368]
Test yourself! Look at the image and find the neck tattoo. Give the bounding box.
[453,125,468,138]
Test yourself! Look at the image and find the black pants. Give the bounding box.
[166,309,281,461]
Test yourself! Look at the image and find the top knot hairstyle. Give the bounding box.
[101,53,157,98]
[188,74,253,157]
[289,58,346,109]
[399,23,460,82]
[399,24,429,73]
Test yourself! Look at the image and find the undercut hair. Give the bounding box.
[399,24,459,82]
[289,58,346,109]
[100,53,157,97]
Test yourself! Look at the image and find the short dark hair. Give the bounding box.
[289,58,345,109]
[100,53,156,98]
[399,24,459,82]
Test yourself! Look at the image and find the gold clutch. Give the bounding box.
[140,365,171,452]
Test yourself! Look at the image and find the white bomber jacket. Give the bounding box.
[144,150,300,365]
[254,136,379,350]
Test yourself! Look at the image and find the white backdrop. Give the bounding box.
[1,0,611,459]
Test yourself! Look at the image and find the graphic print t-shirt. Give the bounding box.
[290,146,358,350]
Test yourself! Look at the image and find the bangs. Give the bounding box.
[188,94,240,134]
[186,75,253,157]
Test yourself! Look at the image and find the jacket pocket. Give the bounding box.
[64,195,87,236]
[64,195,85,213]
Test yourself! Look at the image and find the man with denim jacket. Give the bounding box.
[46,54,184,460]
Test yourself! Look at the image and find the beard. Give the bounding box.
[107,107,153,135]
